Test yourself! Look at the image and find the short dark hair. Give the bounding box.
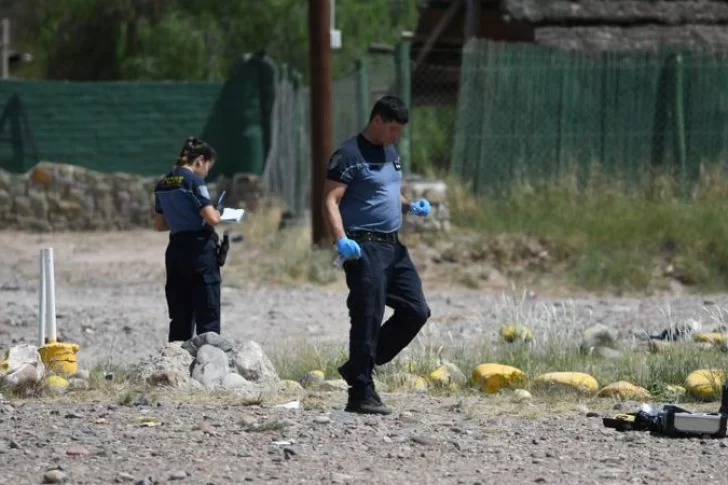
[176,136,217,166]
[369,95,409,124]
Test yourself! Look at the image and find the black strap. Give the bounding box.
[347,230,399,244]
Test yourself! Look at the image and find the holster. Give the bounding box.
[217,232,230,267]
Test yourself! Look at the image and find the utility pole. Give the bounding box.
[308,0,333,246]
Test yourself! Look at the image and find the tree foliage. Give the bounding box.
[6,0,420,82]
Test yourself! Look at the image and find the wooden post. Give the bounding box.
[308,0,333,246]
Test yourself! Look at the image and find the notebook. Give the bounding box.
[220,208,245,224]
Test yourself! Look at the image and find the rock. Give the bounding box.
[68,378,89,390]
[471,363,527,393]
[685,369,725,400]
[313,379,349,392]
[406,434,435,447]
[300,370,326,389]
[191,345,230,388]
[42,470,67,484]
[0,344,46,387]
[222,372,250,389]
[386,373,429,393]
[597,381,651,401]
[115,472,135,482]
[133,342,201,389]
[575,404,591,414]
[181,332,235,357]
[665,385,687,397]
[313,415,331,424]
[168,470,188,481]
[500,324,533,343]
[511,389,533,402]
[232,341,280,384]
[45,375,70,393]
[694,332,728,346]
[427,363,467,389]
[146,370,180,388]
[276,380,307,399]
[66,445,90,456]
[533,372,599,395]
[2,362,45,388]
[70,370,90,380]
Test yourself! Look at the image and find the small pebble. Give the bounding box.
[66,445,89,456]
[115,472,135,482]
[42,470,67,483]
[410,435,437,446]
[169,470,188,481]
[313,416,331,424]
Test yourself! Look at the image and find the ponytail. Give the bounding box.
[176,136,217,167]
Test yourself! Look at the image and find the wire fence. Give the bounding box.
[410,59,460,175]
[451,39,728,196]
[262,53,398,217]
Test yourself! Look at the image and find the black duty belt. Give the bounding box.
[347,230,399,244]
[170,228,218,242]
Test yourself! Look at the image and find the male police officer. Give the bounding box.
[154,137,223,343]
[322,96,432,415]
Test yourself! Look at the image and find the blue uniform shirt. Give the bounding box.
[326,134,403,234]
[154,167,213,234]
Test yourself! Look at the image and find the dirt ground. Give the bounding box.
[1,229,727,485]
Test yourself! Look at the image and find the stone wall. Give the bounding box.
[0,162,265,232]
[401,176,451,233]
[0,162,450,233]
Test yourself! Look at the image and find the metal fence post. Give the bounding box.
[355,58,370,129]
[395,41,412,175]
[674,53,688,196]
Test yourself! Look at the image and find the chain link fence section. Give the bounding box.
[410,57,460,175]
[262,67,310,216]
[451,39,728,196]
[263,53,397,218]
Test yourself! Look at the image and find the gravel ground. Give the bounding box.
[1,393,727,485]
[1,230,728,485]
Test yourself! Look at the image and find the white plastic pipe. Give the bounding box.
[41,248,57,343]
[38,249,46,347]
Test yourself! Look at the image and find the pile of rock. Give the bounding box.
[0,344,88,393]
[401,176,450,233]
[133,332,282,400]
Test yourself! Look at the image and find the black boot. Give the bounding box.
[344,386,393,415]
[339,361,387,411]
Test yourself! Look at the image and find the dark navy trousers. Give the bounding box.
[164,230,221,342]
[341,239,431,391]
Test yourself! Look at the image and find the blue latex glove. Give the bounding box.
[335,236,361,260]
[409,199,431,217]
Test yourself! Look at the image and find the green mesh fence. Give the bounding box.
[0,55,284,178]
[451,39,728,195]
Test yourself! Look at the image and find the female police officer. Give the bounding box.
[153,136,223,343]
